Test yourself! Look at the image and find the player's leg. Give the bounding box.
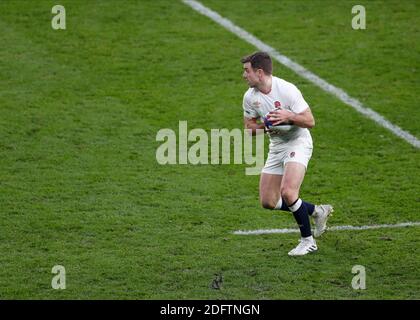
[259,173,315,212]
[281,162,312,236]
[259,172,283,209]
[259,151,315,212]
[281,162,318,256]
[259,150,287,209]
[282,142,333,239]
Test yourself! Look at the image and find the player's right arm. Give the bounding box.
[244,117,266,135]
[243,91,266,135]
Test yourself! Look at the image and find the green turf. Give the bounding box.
[202,0,420,137]
[0,0,419,299]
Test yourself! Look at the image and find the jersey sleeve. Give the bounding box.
[243,92,259,119]
[288,84,310,114]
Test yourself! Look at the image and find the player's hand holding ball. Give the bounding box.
[263,108,294,133]
[267,108,294,126]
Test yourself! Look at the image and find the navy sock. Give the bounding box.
[304,202,315,216]
[288,199,312,238]
[280,198,315,216]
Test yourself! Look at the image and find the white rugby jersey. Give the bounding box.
[243,76,313,147]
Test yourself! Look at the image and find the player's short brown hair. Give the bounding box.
[241,51,272,75]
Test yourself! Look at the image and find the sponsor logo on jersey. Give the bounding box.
[290,152,295,158]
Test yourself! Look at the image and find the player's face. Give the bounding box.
[242,62,260,87]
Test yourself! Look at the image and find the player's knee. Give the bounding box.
[280,187,298,206]
[260,199,275,210]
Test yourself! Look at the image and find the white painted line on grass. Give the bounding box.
[182,0,420,149]
[233,222,420,235]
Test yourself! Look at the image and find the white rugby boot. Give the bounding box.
[312,204,334,238]
[288,236,318,256]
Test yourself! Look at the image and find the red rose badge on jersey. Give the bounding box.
[274,101,281,108]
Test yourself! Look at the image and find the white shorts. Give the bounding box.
[262,139,313,175]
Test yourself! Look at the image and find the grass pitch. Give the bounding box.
[0,0,419,299]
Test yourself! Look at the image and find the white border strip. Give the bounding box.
[182,0,420,149]
[234,222,420,235]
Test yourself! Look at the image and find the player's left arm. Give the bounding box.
[268,107,315,129]
[268,84,315,128]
